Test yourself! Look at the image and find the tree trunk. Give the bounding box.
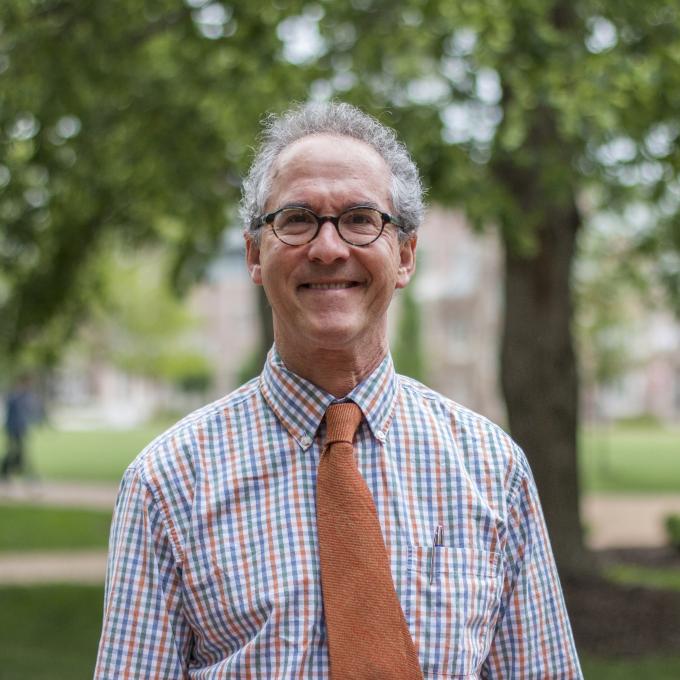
[500,196,593,578]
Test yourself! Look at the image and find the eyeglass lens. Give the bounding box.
[272,207,383,245]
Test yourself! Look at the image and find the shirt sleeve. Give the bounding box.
[482,450,583,679]
[94,465,192,679]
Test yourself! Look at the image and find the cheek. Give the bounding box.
[260,245,292,282]
[368,250,402,287]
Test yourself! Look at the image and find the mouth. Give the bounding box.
[300,281,361,290]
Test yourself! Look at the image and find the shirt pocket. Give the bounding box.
[406,545,502,679]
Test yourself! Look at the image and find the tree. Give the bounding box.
[80,248,215,393]
[3,0,680,577]
[0,0,313,363]
[575,218,657,416]
[309,0,680,577]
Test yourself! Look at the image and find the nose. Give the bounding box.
[307,219,350,264]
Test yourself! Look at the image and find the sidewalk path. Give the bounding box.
[0,550,107,585]
[0,480,116,585]
[582,493,680,550]
[1,480,679,584]
[0,479,118,511]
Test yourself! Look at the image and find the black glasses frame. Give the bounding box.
[257,205,402,246]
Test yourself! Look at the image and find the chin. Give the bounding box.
[307,327,359,350]
[296,317,364,349]
[276,312,382,354]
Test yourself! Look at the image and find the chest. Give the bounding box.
[179,430,506,677]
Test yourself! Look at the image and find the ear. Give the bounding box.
[395,235,417,289]
[245,235,263,285]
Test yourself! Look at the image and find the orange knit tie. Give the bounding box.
[316,402,423,679]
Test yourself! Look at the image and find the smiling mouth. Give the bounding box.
[301,282,360,290]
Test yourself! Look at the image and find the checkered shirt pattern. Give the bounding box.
[95,347,583,679]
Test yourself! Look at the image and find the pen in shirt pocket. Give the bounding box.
[429,524,444,585]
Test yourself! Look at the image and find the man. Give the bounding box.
[95,102,582,679]
[1,375,36,479]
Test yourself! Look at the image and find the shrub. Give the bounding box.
[665,514,680,553]
[615,413,662,429]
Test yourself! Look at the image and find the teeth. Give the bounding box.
[306,282,355,290]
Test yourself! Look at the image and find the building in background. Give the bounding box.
[188,229,259,396]
[412,208,506,424]
[45,210,680,429]
[588,310,680,424]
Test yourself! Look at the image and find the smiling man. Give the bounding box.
[95,102,582,679]
[246,132,415,398]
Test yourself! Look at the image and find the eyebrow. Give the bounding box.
[279,201,314,211]
[277,200,384,213]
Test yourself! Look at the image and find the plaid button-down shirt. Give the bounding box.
[95,348,582,679]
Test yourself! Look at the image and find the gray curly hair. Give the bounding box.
[240,102,425,243]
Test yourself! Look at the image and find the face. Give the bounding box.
[246,134,417,361]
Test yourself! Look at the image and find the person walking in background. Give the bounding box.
[95,102,582,679]
[1,375,36,479]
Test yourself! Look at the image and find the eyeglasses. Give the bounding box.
[256,205,401,246]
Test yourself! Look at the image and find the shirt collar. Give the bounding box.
[259,345,399,450]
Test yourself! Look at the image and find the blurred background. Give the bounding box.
[1,0,679,677]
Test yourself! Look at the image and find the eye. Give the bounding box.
[346,213,372,224]
[341,208,381,229]
[280,209,316,225]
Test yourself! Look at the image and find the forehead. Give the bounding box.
[267,134,391,209]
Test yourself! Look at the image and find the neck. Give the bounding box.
[276,341,388,398]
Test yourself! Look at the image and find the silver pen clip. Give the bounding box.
[429,524,444,585]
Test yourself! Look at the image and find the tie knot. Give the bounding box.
[324,402,363,445]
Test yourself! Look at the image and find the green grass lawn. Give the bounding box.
[29,421,172,482]
[1,423,677,678]
[0,584,104,679]
[579,425,680,494]
[0,504,111,551]
[605,563,680,592]
[21,422,680,492]
[580,655,680,679]
[0,584,678,679]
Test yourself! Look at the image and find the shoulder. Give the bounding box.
[398,372,511,443]
[397,373,528,498]
[126,377,261,492]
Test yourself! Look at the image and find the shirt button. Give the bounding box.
[376,431,386,442]
[300,434,312,447]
